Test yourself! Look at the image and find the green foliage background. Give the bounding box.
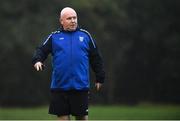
[0,0,180,106]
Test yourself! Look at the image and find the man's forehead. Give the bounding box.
[60,7,77,18]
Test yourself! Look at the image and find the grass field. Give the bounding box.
[0,104,180,120]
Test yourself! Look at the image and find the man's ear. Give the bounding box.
[59,18,63,25]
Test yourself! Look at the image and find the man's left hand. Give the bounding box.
[95,82,102,91]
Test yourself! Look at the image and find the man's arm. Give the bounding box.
[89,38,105,90]
[32,35,52,71]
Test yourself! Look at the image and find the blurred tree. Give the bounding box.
[0,0,180,106]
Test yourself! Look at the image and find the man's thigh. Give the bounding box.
[69,90,89,116]
[49,91,70,116]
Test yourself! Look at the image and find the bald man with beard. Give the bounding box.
[32,7,105,120]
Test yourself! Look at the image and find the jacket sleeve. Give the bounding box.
[89,37,105,83]
[32,35,52,65]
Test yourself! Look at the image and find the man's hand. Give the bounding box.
[34,62,44,71]
[95,82,102,91]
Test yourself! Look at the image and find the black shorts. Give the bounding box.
[49,90,88,117]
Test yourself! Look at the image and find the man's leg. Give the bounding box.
[49,91,71,120]
[75,115,88,120]
[70,91,88,118]
[58,115,70,120]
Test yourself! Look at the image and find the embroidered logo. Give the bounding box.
[79,36,84,42]
[59,37,64,40]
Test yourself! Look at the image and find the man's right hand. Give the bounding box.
[34,62,44,71]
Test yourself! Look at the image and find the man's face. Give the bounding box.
[60,10,77,31]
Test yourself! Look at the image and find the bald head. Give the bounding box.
[59,7,78,31]
[60,7,77,18]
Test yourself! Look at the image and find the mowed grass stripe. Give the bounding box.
[0,105,180,120]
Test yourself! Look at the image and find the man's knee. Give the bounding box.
[58,115,70,120]
[75,115,88,120]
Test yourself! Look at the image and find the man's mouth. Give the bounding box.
[70,24,76,27]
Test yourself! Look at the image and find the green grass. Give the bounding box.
[0,105,180,120]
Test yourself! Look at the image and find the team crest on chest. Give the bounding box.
[79,36,84,42]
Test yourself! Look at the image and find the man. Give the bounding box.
[32,7,105,120]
